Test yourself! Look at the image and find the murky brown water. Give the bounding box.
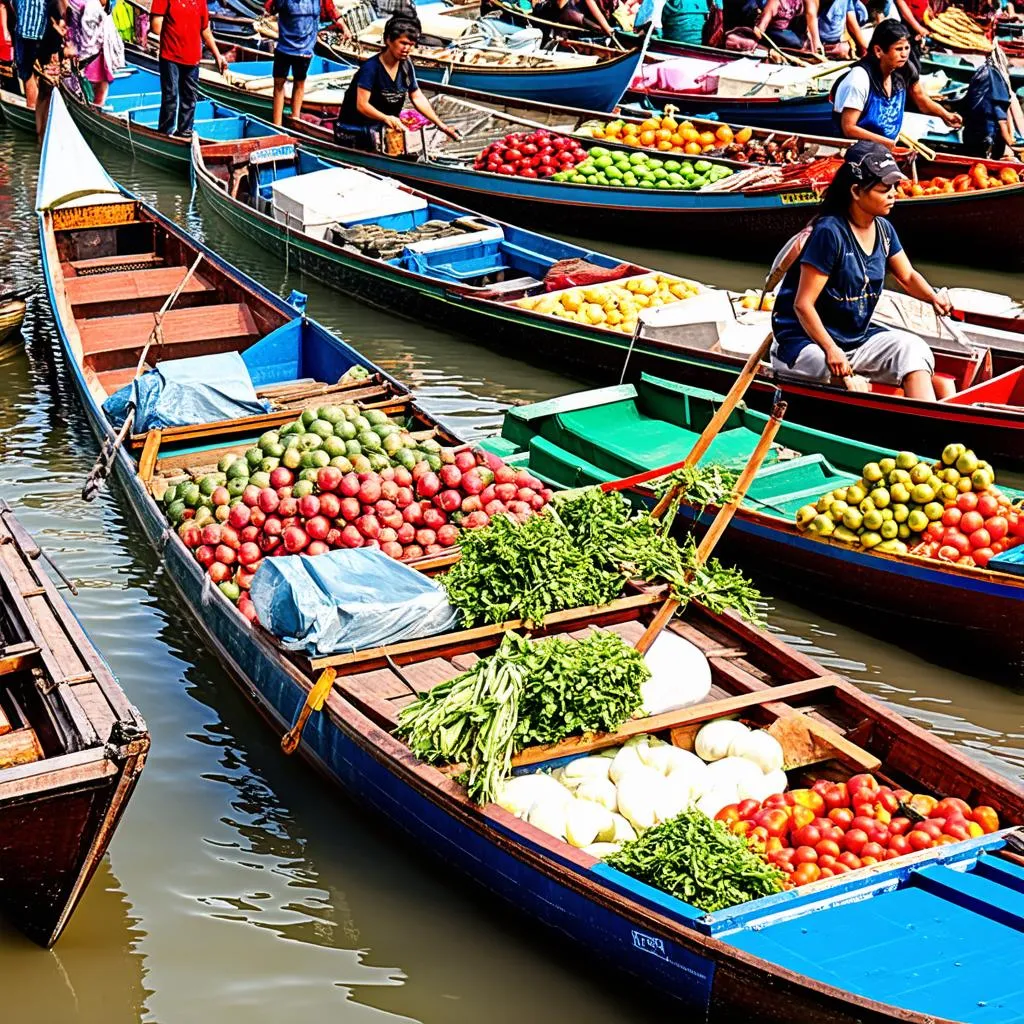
[2,120,1024,1024]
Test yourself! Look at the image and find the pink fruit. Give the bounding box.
[476,468,494,488]
[228,503,251,530]
[375,499,397,516]
[455,450,477,473]
[276,485,293,500]
[393,467,412,488]
[381,541,404,559]
[298,494,320,519]
[380,466,395,482]
[475,447,504,472]
[318,493,341,519]
[395,486,414,508]
[326,527,343,548]
[306,515,330,541]
[437,489,462,513]
[258,488,280,514]
[461,468,484,495]
[238,542,261,566]
[416,528,437,547]
[180,524,202,549]
[258,534,281,553]
[236,568,256,591]
[340,473,361,497]
[507,500,530,515]
[201,523,222,547]
[494,465,517,485]
[517,487,537,503]
[242,484,262,507]
[250,507,266,530]
[363,539,381,551]
[437,524,459,547]
[397,523,416,544]
[381,480,399,502]
[422,507,446,531]
[530,494,546,510]
[356,515,380,540]
[480,484,497,506]
[402,502,424,525]
[263,516,283,537]
[216,544,238,566]
[495,483,517,504]
[283,527,309,554]
[215,505,231,523]
[540,489,553,502]
[220,525,240,549]
[278,496,298,518]
[440,448,456,465]
[461,495,482,514]
[306,540,329,556]
[402,544,424,560]
[411,461,432,481]
[416,472,441,499]
[378,527,398,544]
[270,467,294,490]
[341,525,363,548]
[339,497,361,522]
[240,601,258,623]
[464,511,490,530]
[240,525,260,544]
[195,544,216,568]
[515,470,534,488]
[211,486,230,508]
[381,510,404,531]
[280,517,298,531]
[440,464,463,489]
[425,543,443,556]
[358,479,382,505]
[209,562,231,584]
[317,466,342,493]
[485,500,507,518]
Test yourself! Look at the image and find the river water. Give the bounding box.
[2,121,1024,1024]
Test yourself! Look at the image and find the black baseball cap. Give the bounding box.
[845,141,906,186]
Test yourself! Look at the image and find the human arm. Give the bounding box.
[200,23,227,72]
[582,0,616,36]
[803,0,823,52]
[321,0,351,38]
[888,248,953,314]
[839,106,898,147]
[792,264,855,377]
[910,79,962,128]
[892,0,927,37]
[409,88,460,139]
[354,86,405,130]
[753,0,780,37]
[845,9,869,52]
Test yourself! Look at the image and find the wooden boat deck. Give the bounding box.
[64,266,218,317]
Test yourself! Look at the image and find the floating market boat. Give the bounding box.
[60,65,273,171]
[0,77,37,133]
[481,374,1024,677]
[0,499,149,946]
[39,93,1024,1024]
[0,287,29,345]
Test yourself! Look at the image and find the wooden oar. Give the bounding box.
[281,667,337,754]
[634,394,787,655]
[897,131,937,162]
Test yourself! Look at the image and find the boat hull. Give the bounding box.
[0,300,26,344]
[0,87,36,132]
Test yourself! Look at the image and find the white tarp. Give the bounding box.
[36,91,121,212]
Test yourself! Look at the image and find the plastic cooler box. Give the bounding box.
[270,167,427,240]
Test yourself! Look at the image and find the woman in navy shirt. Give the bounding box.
[771,141,953,401]
[336,13,458,150]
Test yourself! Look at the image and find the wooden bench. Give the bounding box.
[65,266,217,318]
[95,365,153,395]
[66,252,166,276]
[78,302,260,371]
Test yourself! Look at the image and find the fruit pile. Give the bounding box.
[794,445,1022,564]
[716,773,1001,887]
[473,129,588,179]
[580,115,748,157]
[550,147,733,190]
[158,403,553,615]
[896,163,1020,197]
[515,274,700,333]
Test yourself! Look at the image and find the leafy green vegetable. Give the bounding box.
[650,463,738,519]
[605,810,785,912]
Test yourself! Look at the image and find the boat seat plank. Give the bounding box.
[914,863,1024,930]
[96,365,154,395]
[64,266,217,309]
[394,658,462,694]
[0,727,44,768]
[66,252,165,275]
[78,302,259,357]
[340,668,415,703]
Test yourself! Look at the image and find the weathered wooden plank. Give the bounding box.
[138,430,162,484]
[0,728,44,769]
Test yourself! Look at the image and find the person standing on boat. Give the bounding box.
[66,0,124,105]
[264,0,350,126]
[804,0,869,57]
[961,56,1020,160]
[831,20,960,149]
[334,13,459,150]
[11,0,50,113]
[149,0,227,136]
[770,141,953,401]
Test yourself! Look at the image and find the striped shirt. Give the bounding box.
[14,0,47,40]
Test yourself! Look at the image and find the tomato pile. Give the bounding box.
[716,773,1001,888]
[473,129,587,179]
[896,163,1021,197]
[913,487,1024,568]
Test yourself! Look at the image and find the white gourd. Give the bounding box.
[761,768,788,798]
[565,798,615,848]
[695,719,750,762]
[609,743,647,784]
[496,774,564,819]
[653,774,692,823]
[561,755,614,786]
[615,766,665,832]
[609,812,638,843]
[640,632,713,715]
[705,755,765,794]
[575,777,618,812]
[528,797,569,840]
[582,842,622,859]
[729,729,785,774]
[696,785,738,820]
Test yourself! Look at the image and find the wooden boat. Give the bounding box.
[482,373,1024,678]
[187,116,1024,467]
[60,65,273,171]
[181,55,1024,267]
[0,499,149,945]
[39,94,1024,1024]
[0,76,37,133]
[316,26,650,112]
[0,290,28,345]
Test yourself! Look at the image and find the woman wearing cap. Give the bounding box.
[770,141,953,401]
[335,13,459,151]
[832,21,961,149]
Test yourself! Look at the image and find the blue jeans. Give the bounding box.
[158,58,199,135]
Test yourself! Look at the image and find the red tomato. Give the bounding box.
[887,816,912,835]
[851,815,877,834]
[793,863,821,886]
[948,531,972,556]
[987,515,1009,541]
[860,855,880,866]
[764,837,784,857]
[957,492,979,513]
[972,806,1000,833]
[755,808,791,838]
[931,797,971,819]
[817,854,837,870]
[763,793,789,809]
[848,773,880,797]
[943,821,971,841]
[749,826,770,846]
[843,829,869,855]
[794,846,819,864]
[918,821,944,840]
[792,825,822,848]
[961,510,984,534]
[907,829,934,851]
[786,789,826,815]
[970,528,992,550]
[829,807,854,829]
[823,783,850,810]
[811,779,833,797]
[926,521,945,540]
[837,851,862,870]
[715,804,742,827]
[732,820,752,837]
[818,867,835,878]
[885,849,902,860]
[941,506,962,528]
[876,789,900,813]
[815,839,841,859]
[977,493,1000,518]
[860,842,886,861]
[888,834,912,856]
[737,799,761,819]
[938,545,961,562]
[789,805,815,830]
[973,547,994,568]
[831,861,851,874]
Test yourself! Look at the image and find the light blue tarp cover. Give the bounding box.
[989,544,1024,577]
[250,547,460,656]
[102,352,270,430]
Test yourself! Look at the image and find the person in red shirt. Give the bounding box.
[149,0,226,136]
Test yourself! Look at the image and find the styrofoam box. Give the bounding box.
[403,225,505,254]
[271,167,427,240]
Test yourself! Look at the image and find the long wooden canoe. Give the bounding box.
[0,500,149,946]
[481,373,1024,679]
[38,93,1024,1024]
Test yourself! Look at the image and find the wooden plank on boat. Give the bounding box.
[63,266,216,308]
[0,727,44,769]
[138,430,162,484]
[68,252,165,275]
[0,641,38,680]
[513,675,844,767]
[768,711,882,771]
[308,592,665,672]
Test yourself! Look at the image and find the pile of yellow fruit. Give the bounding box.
[515,275,700,334]
[577,114,752,157]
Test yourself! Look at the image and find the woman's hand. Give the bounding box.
[932,290,954,317]
[943,110,963,129]
[440,123,461,140]
[384,115,404,131]
[824,342,852,378]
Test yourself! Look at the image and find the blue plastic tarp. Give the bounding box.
[102,351,270,431]
[249,547,460,656]
[989,543,1024,577]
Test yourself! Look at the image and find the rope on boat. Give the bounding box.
[618,319,642,384]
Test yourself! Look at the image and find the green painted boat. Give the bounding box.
[481,374,1024,679]
[0,82,38,133]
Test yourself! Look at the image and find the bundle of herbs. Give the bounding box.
[396,630,649,805]
[605,810,785,912]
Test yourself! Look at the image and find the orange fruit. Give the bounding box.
[657,140,673,150]
[641,118,660,132]
[715,124,734,143]
[660,116,678,130]
[699,131,716,146]
[684,141,702,155]
[681,127,700,143]
[591,127,606,139]
[669,133,683,146]
[735,126,752,144]
[639,129,657,146]
[911,183,925,196]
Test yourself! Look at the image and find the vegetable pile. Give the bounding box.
[473,128,588,179]
[716,772,1002,888]
[396,630,650,804]
[440,487,762,629]
[795,444,1023,566]
[552,148,734,191]
[606,811,785,913]
[896,163,1020,197]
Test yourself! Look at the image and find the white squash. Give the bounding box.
[496,774,566,819]
[695,719,750,762]
[729,729,785,774]
[761,768,789,798]
[615,766,666,832]
[705,755,765,794]
[528,796,569,840]
[653,774,692,823]
[609,742,647,784]
[561,754,614,786]
[641,632,713,715]
[609,812,638,843]
[565,798,615,849]
[575,777,618,812]
[582,842,622,859]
